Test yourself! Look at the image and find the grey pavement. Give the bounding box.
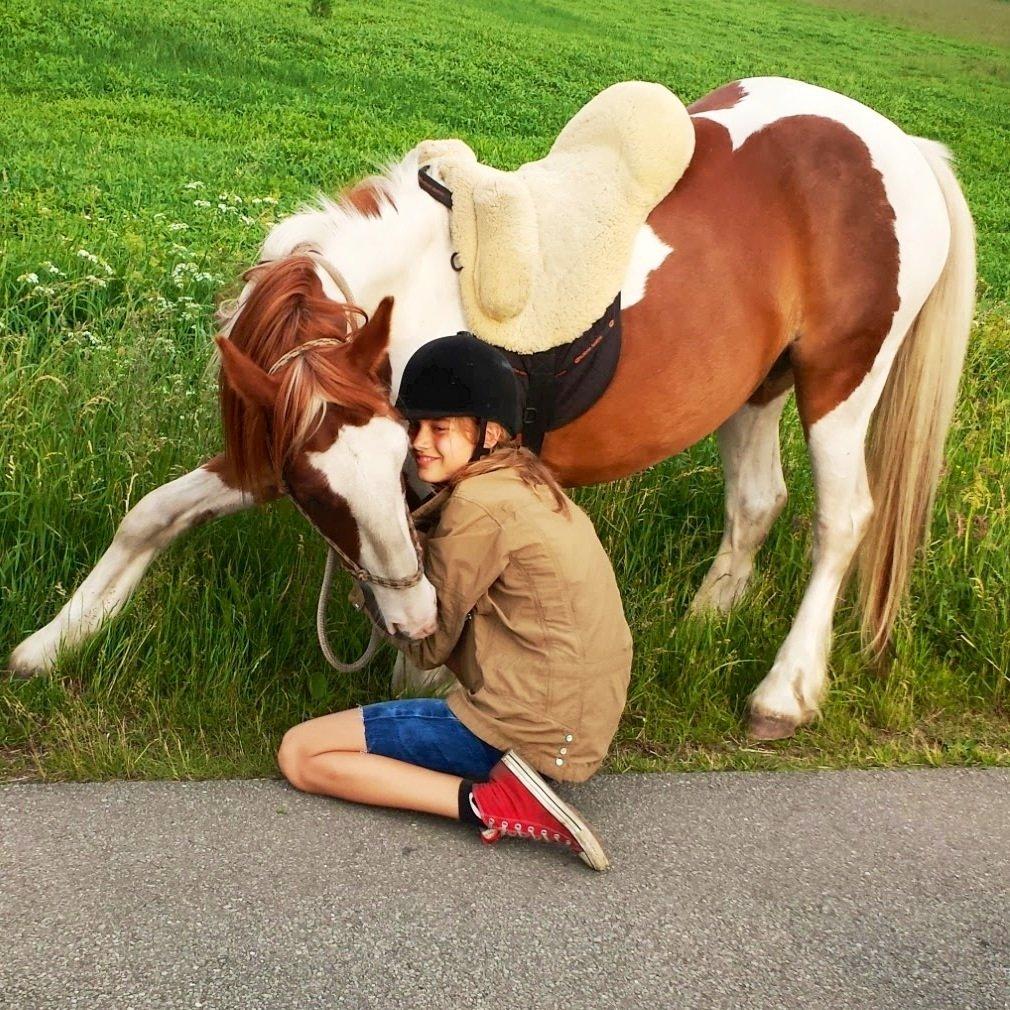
[2,768,1008,1009]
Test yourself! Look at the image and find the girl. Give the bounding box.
[277,332,633,871]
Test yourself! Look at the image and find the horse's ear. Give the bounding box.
[347,296,393,374]
[216,336,281,409]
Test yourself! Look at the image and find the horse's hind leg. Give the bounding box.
[747,391,877,738]
[691,386,791,614]
[7,455,275,677]
[745,295,916,738]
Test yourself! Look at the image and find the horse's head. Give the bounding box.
[215,255,437,639]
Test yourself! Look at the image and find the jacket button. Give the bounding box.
[555,758,564,766]
[559,747,567,755]
[564,734,573,742]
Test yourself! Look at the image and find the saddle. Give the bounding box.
[415,80,695,356]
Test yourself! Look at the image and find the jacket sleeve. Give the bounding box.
[396,495,508,670]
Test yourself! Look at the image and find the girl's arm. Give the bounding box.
[370,496,508,670]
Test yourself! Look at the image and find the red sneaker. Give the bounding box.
[470,750,610,871]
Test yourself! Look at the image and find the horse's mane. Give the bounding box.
[219,255,389,495]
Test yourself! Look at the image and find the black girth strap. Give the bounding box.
[521,353,557,456]
[502,293,622,456]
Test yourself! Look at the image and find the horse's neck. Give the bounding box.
[264,174,466,398]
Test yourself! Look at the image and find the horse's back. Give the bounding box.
[545,77,950,482]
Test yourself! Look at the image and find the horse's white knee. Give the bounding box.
[117,467,245,552]
[116,491,170,552]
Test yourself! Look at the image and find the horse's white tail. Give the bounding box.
[857,138,976,656]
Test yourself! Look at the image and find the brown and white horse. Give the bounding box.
[10,77,975,740]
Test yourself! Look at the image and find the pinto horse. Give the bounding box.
[9,77,975,740]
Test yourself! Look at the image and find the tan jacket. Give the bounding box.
[397,466,633,782]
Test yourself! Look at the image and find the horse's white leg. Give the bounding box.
[8,457,270,677]
[747,402,875,738]
[690,388,791,614]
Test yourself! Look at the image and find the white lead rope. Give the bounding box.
[316,548,384,673]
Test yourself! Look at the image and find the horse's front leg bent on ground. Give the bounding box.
[7,455,273,677]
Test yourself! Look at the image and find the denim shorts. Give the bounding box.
[361,697,505,781]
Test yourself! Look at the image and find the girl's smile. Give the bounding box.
[408,416,503,484]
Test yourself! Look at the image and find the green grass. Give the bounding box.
[2,0,1008,782]
[804,0,1010,49]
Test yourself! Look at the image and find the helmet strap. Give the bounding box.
[469,419,491,462]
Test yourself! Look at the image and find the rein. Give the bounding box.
[263,245,426,673]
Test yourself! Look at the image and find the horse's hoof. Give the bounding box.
[747,711,798,740]
[6,647,46,680]
[6,663,40,680]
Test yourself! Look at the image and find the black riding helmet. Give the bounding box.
[396,332,522,461]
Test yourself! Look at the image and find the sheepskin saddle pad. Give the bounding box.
[414,80,695,354]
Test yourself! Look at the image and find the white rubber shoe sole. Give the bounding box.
[501,750,611,872]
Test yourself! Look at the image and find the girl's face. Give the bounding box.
[409,416,499,483]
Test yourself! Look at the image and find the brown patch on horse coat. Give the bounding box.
[749,349,795,405]
[285,421,363,565]
[541,107,900,484]
[781,124,900,430]
[344,180,389,218]
[688,81,745,114]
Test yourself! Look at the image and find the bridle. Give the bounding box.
[259,244,427,672]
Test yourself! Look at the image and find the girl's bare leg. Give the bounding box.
[276,708,462,819]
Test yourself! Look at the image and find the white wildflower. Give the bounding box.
[184,181,205,190]
[193,199,211,208]
[17,272,40,285]
[168,222,189,232]
[240,214,255,225]
[42,261,63,275]
[77,249,100,263]
[85,274,108,288]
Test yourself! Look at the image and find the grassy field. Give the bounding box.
[2,0,1008,782]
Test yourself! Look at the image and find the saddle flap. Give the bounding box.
[470,174,537,321]
[419,140,537,324]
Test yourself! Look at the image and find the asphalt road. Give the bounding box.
[2,768,1008,1009]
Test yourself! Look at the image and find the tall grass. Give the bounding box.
[1,0,1007,780]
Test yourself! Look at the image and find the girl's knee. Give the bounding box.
[276,709,366,790]
[278,724,318,790]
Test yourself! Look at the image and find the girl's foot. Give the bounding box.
[470,750,610,871]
